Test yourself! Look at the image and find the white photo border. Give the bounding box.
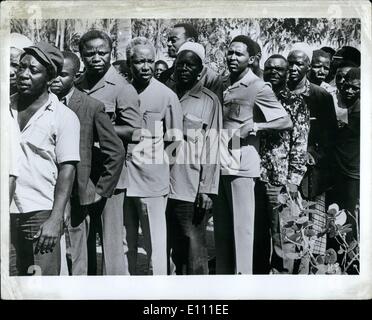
[1,0,371,300]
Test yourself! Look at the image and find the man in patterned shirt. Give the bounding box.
[254,54,310,273]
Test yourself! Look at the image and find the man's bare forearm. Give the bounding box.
[9,176,16,206]
[256,115,293,131]
[50,162,76,221]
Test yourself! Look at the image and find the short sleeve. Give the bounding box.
[56,107,81,164]
[255,84,288,122]
[164,92,184,141]
[9,113,22,177]
[115,83,142,130]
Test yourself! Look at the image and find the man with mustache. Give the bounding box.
[124,37,183,275]
[214,36,292,275]
[50,51,125,275]
[9,42,80,275]
[76,30,142,275]
[254,54,310,273]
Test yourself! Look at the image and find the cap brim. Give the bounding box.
[23,46,55,71]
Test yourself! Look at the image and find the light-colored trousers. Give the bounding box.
[214,175,255,274]
[124,196,168,275]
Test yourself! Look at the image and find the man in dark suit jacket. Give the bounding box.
[51,51,125,275]
[287,49,338,199]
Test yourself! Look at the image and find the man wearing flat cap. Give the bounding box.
[9,41,80,276]
[214,35,292,275]
[166,42,222,275]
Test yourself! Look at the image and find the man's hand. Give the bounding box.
[238,121,254,139]
[34,216,63,254]
[197,193,213,210]
[287,183,299,200]
[93,192,102,204]
[306,152,316,166]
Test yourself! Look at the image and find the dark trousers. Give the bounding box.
[328,173,360,242]
[10,210,61,276]
[166,199,208,275]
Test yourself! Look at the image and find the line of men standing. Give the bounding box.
[8,23,360,276]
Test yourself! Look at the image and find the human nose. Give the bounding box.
[92,53,100,62]
[18,68,30,79]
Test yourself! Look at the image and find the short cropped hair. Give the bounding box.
[79,30,113,54]
[337,60,358,69]
[320,46,336,57]
[155,60,168,68]
[230,35,259,57]
[173,23,198,42]
[266,54,287,63]
[126,37,155,64]
[344,67,360,81]
[62,51,81,76]
[312,49,331,63]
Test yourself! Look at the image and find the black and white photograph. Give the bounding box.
[1,0,371,300]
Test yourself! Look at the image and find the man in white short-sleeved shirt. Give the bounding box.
[125,37,183,275]
[9,42,80,276]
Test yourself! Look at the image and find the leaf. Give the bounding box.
[335,209,347,226]
[277,193,289,205]
[339,228,352,235]
[338,248,345,254]
[304,229,316,237]
[325,248,338,265]
[287,233,301,242]
[283,220,295,228]
[327,203,339,216]
[285,252,301,260]
[295,216,309,224]
[315,264,328,274]
[316,255,325,265]
[347,240,358,252]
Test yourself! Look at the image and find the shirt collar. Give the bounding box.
[291,78,311,96]
[226,68,257,90]
[349,99,360,114]
[76,65,118,93]
[61,87,75,105]
[179,80,204,101]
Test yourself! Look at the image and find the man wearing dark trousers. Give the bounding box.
[253,54,309,274]
[75,30,142,275]
[9,42,80,276]
[50,51,125,275]
[166,43,222,275]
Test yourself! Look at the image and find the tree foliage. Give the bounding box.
[11,18,361,73]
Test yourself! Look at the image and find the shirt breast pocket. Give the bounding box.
[25,125,54,156]
[103,101,115,114]
[143,110,163,137]
[223,100,252,129]
[183,113,206,143]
